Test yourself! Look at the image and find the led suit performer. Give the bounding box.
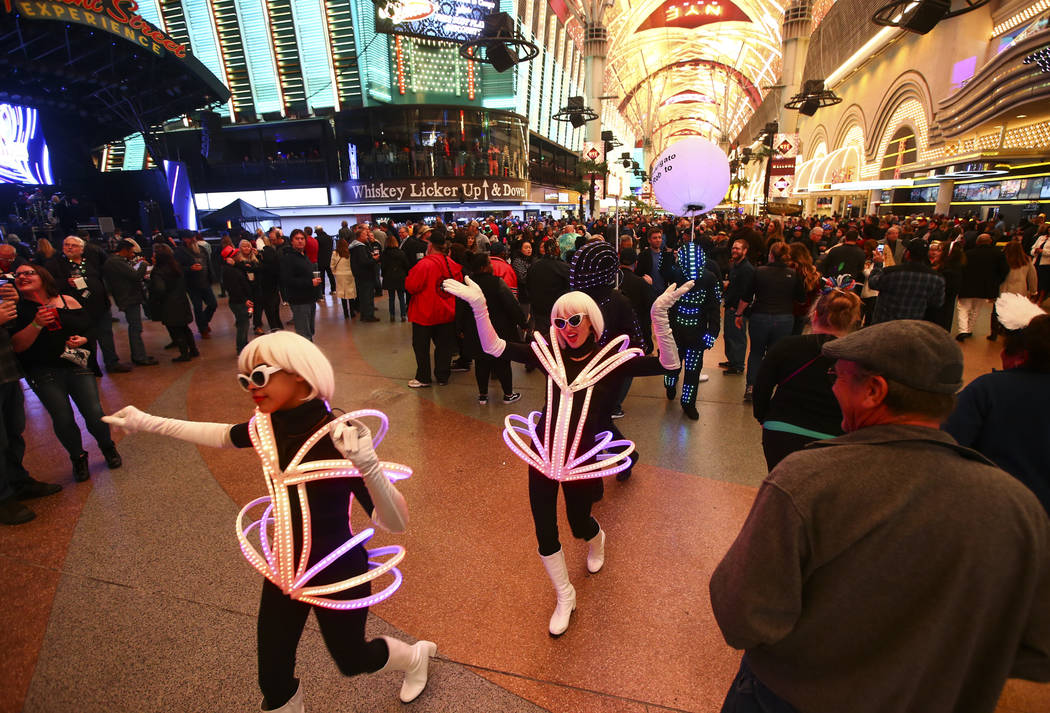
[569,241,646,479]
[443,276,691,636]
[102,332,436,713]
[664,243,722,420]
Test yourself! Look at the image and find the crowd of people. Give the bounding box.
[1,204,1049,713]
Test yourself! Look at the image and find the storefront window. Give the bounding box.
[343,106,527,181]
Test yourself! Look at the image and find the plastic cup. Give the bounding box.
[44,304,61,331]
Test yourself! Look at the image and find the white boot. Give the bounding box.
[380,635,438,703]
[586,528,606,573]
[263,682,304,713]
[539,549,576,636]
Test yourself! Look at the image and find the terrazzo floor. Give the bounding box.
[1,291,1046,713]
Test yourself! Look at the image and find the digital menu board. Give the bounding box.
[376,0,498,42]
[0,103,53,185]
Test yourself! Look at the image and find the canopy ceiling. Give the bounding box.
[603,0,785,158]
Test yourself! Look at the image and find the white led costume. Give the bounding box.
[237,408,412,610]
[503,329,642,482]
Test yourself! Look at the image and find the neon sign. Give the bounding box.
[636,0,750,31]
[0,103,53,185]
[9,0,189,58]
[376,0,496,43]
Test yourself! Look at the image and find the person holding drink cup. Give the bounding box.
[280,230,323,341]
[9,265,121,483]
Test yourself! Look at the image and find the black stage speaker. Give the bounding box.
[899,0,950,34]
[569,113,587,128]
[481,12,516,72]
[798,97,820,116]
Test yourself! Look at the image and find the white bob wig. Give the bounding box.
[237,331,335,402]
[550,291,604,347]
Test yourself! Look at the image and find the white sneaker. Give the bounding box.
[698,374,710,383]
[408,379,431,388]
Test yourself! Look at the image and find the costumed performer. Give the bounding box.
[442,276,692,636]
[663,241,722,420]
[102,331,436,713]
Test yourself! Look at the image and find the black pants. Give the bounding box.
[528,467,601,556]
[0,380,30,501]
[721,657,798,713]
[165,324,196,357]
[411,322,456,384]
[475,354,512,396]
[761,428,817,472]
[257,548,389,710]
[254,290,283,331]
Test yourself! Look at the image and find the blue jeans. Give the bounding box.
[387,288,407,319]
[290,303,316,341]
[720,657,798,713]
[231,303,250,353]
[123,303,148,362]
[188,285,218,334]
[357,281,376,320]
[0,381,30,501]
[26,366,113,458]
[746,313,794,387]
[723,309,747,370]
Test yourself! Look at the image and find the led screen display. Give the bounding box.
[163,160,198,231]
[375,0,497,42]
[0,103,54,185]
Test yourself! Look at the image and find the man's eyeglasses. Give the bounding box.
[553,313,586,330]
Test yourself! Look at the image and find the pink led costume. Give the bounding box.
[237,408,412,610]
[503,329,641,482]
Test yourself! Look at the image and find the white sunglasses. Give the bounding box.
[237,364,283,392]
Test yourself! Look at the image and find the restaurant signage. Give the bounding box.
[5,0,189,59]
[333,177,529,205]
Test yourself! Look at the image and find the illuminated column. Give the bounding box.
[781,0,812,134]
[935,181,953,215]
[868,189,881,216]
[582,21,608,145]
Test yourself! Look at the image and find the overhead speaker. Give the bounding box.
[567,96,585,110]
[899,0,950,33]
[569,113,587,128]
[482,11,514,38]
[601,130,614,142]
[487,43,516,72]
[798,97,820,116]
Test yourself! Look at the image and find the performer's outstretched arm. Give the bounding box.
[333,420,409,534]
[650,281,694,370]
[103,405,234,448]
[443,276,506,357]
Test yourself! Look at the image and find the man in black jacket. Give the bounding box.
[349,225,380,322]
[525,240,570,334]
[280,230,322,340]
[618,248,653,352]
[173,232,216,339]
[819,229,866,284]
[721,239,754,375]
[956,234,1009,341]
[401,224,430,273]
[102,240,158,366]
[316,226,335,295]
[635,227,677,298]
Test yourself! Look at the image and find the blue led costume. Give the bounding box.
[664,242,721,419]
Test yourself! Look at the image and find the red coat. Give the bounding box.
[490,256,518,296]
[305,236,319,264]
[405,253,463,325]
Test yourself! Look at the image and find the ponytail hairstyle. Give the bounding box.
[810,287,863,334]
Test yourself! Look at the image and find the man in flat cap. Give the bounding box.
[710,320,1050,713]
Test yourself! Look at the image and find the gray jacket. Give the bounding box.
[102,256,148,310]
[711,424,1050,713]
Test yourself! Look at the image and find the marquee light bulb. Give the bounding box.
[236,409,411,610]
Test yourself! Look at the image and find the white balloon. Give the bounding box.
[650,138,731,215]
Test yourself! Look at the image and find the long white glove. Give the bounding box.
[331,420,408,534]
[442,276,506,357]
[103,405,233,448]
[650,281,694,370]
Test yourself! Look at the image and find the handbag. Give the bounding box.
[59,347,91,368]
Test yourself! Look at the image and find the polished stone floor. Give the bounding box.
[1,292,1046,713]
